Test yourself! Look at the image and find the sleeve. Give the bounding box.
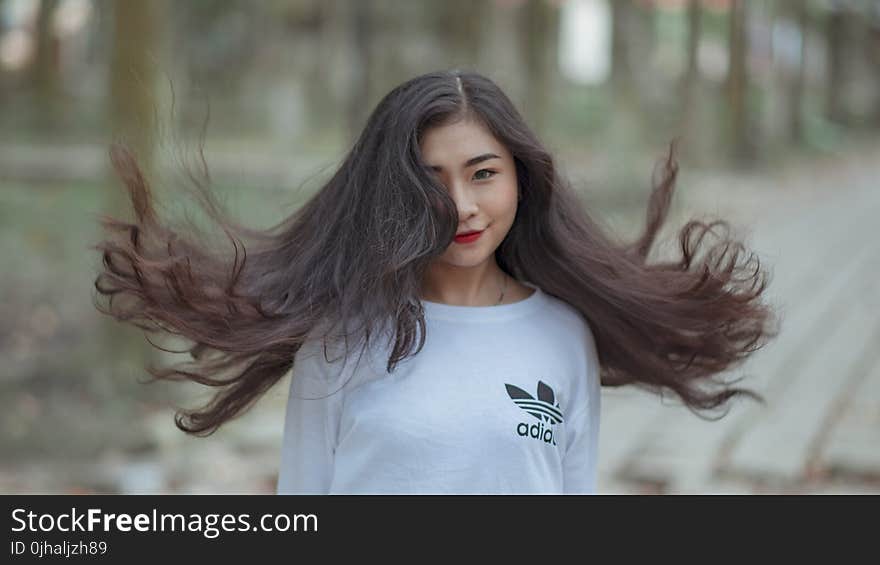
[562,320,602,494]
[276,337,347,495]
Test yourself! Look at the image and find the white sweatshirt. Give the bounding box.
[276,283,601,494]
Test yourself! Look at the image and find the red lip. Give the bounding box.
[454,230,484,244]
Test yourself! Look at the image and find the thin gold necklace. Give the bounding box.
[495,272,509,306]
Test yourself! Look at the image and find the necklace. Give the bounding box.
[495,272,509,306]
[422,273,509,306]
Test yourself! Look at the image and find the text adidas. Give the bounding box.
[516,420,557,445]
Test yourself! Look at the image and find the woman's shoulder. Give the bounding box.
[291,316,388,397]
[538,288,585,324]
[538,290,597,351]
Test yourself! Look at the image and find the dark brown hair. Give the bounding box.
[93,69,780,436]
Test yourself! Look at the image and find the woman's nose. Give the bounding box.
[455,197,478,219]
[449,182,478,215]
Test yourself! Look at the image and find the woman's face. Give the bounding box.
[419,118,519,269]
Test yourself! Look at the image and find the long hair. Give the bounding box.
[93,69,780,436]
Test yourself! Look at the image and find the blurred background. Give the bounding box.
[1,0,879,494]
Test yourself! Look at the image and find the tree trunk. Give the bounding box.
[865,8,880,126]
[307,0,341,139]
[727,0,752,165]
[685,0,701,83]
[108,0,167,190]
[680,0,702,146]
[30,0,60,130]
[346,0,373,139]
[786,0,807,144]
[104,0,167,390]
[520,0,560,137]
[825,6,848,124]
[438,0,484,70]
[610,0,635,101]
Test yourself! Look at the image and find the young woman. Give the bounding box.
[93,69,779,494]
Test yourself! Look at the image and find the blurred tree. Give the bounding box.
[347,0,374,139]
[869,3,880,127]
[824,2,848,124]
[726,0,753,165]
[680,0,702,150]
[437,0,484,70]
[103,0,167,390]
[607,0,657,186]
[305,0,338,139]
[825,0,880,127]
[476,0,527,108]
[610,0,656,100]
[761,0,803,150]
[173,1,261,91]
[783,0,807,144]
[520,0,560,138]
[108,0,167,186]
[685,0,701,91]
[29,0,60,130]
[610,0,636,102]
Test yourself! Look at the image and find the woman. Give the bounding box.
[93,69,780,494]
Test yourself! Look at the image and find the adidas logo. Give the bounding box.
[505,380,563,446]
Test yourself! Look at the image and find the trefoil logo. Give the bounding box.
[504,380,563,446]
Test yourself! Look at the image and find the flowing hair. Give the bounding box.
[92,69,781,436]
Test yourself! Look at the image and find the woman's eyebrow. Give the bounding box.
[428,152,500,172]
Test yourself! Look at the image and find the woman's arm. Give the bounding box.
[276,338,346,495]
[562,321,602,494]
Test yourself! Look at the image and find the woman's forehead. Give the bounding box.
[420,120,507,164]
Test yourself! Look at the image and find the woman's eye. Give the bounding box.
[473,169,496,181]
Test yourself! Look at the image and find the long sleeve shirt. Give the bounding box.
[276,283,601,494]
